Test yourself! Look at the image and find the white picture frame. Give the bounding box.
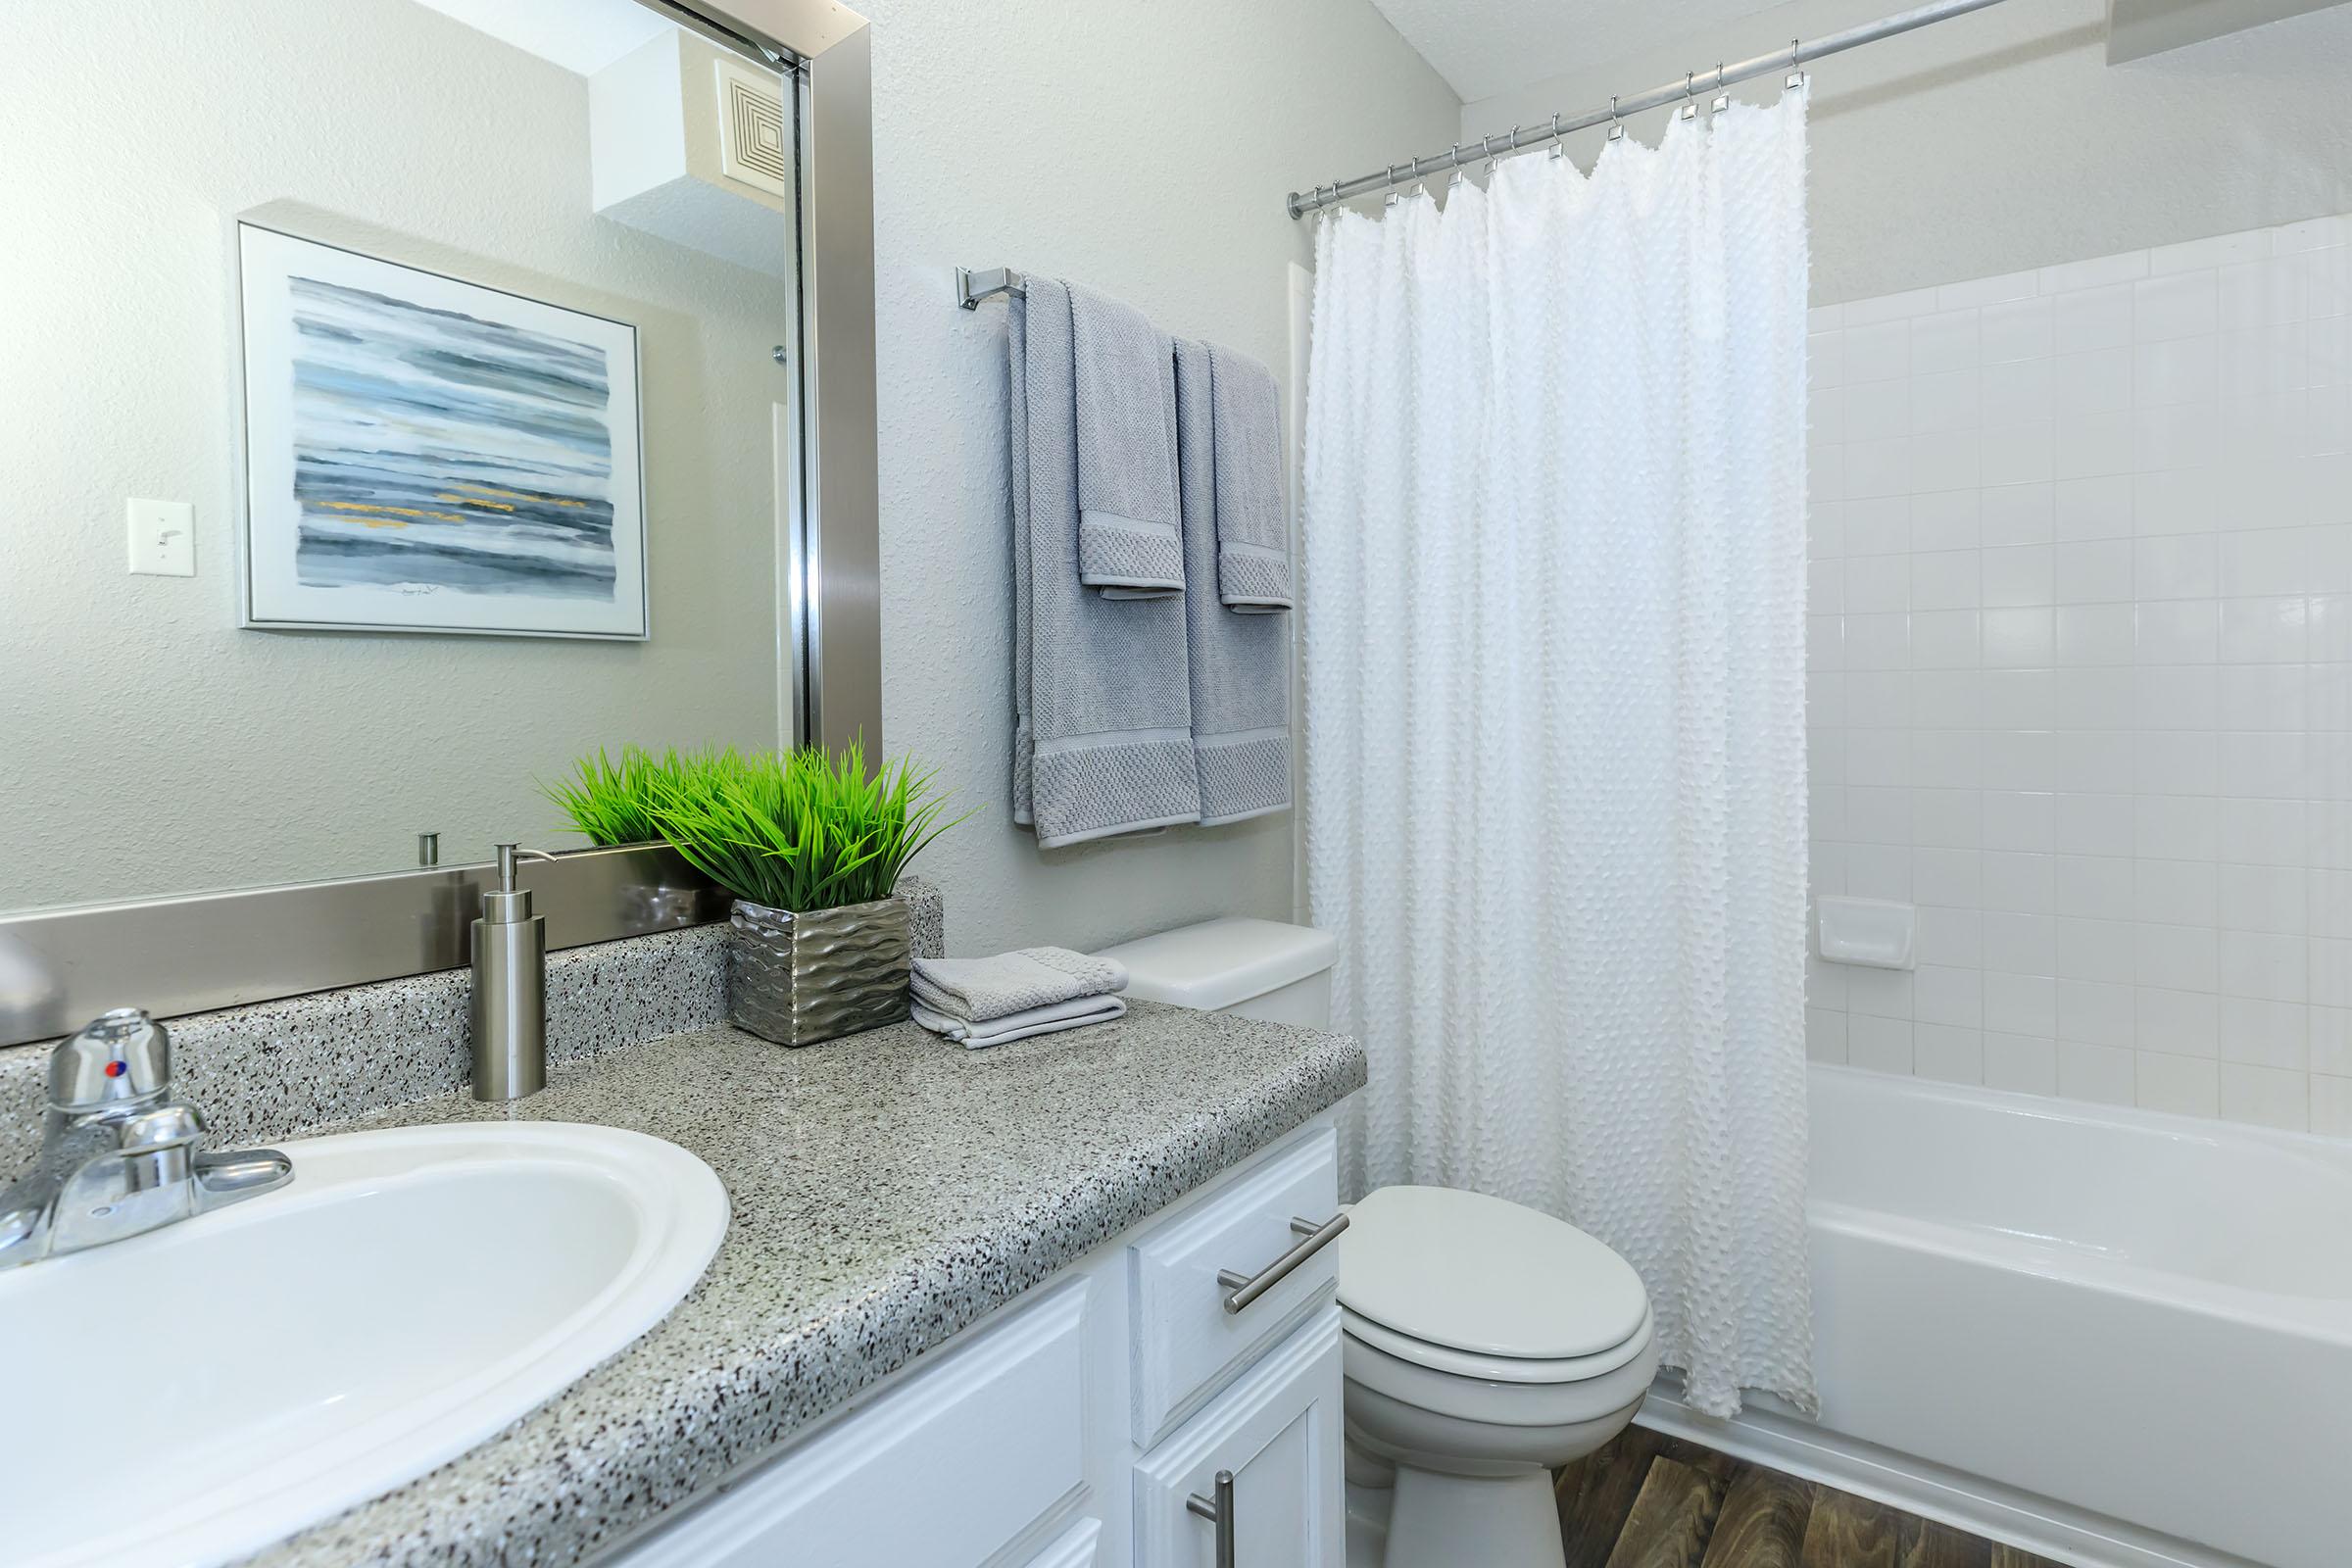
[236,223,649,639]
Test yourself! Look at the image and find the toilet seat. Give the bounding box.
[1335,1185,1651,1362]
[1342,1315,1662,1442]
[1343,1302,1656,1385]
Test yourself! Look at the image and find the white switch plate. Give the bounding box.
[127,499,196,576]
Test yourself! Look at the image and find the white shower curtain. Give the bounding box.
[1302,94,1814,1418]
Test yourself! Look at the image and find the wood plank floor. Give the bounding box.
[1555,1425,2067,1568]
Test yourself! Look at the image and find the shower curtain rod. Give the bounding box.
[1284,0,2012,219]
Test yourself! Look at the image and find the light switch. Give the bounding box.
[127,499,196,577]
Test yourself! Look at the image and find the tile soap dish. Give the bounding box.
[1815,896,1916,970]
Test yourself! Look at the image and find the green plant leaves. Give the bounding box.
[542,741,969,912]
[542,746,666,848]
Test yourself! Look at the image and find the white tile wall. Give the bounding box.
[1806,212,2352,1135]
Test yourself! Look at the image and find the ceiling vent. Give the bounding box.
[589,30,795,277]
[714,56,792,200]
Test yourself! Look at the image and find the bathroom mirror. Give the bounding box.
[1,0,826,917]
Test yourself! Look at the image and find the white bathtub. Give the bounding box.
[1641,1065,2352,1568]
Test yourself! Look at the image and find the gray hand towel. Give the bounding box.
[913,993,1128,1050]
[1009,277,1203,846]
[910,947,1127,1023]
[1070,283,1185,597]
[1204,343,1292,612]
[1175,339,1293,825]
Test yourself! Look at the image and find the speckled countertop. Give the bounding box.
[245,1003,1364,1568]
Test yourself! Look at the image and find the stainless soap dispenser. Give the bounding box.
[470,843,549,1102]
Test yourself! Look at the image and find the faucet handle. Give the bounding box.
[49,1008,171,1114]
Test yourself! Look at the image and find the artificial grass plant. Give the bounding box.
[542,746,668,848]
[546,742,964,912]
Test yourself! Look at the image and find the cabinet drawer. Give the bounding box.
[1132,1307,1346,1568]
[1128,1126,1342,1446]
[616,1281,1089,1568]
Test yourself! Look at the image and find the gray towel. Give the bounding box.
[1175,339,1293,824]
[913,993,1128,1050]
[1009,277,1202,846]
[1205,344,1292,612]
[911,947,1127,1023]
[1070,284,1185,597]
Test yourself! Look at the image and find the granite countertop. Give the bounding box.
[248,1002,1365,1567]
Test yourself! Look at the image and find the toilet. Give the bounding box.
[1097,917,1660,1568]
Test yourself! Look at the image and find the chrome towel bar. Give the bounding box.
[955,266,1025,310]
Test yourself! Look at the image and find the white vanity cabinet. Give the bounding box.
[1132,1314,1345,1568]
[612,1113,1348,1568]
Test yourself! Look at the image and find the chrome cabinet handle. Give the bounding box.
[1215,1211,1348,1315]
[1187,1469,1236,1567]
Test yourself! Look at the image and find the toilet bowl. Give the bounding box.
[1334,1185,1657,1568]
[1097,918,1658,1568]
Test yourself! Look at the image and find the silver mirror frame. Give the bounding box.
[0,0,880,1048]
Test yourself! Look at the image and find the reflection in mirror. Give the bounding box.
[2,0,804,913]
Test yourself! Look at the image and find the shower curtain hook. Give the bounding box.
[1681,70,1698,120]
[1606,96,1625,142]
[1547,111,1565,160]
[1385,162,1405,206]
[1447,142,1468,188]
[1711,61,1731,115]
[1788,38,1807,91]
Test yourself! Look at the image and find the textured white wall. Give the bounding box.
[1458,0,2352,307]
[1,0,793,910]
[857,1,1459,956]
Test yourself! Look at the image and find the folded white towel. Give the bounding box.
[913,994,1129,1050]
[910,947,1127,1023]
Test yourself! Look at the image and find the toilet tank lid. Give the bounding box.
[1093,917,1337,1011]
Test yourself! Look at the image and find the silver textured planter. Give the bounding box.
[727,896,911,1048]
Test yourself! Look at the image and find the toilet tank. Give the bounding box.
[1094,917,1338,1028]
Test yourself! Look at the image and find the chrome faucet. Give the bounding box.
[0,1008,292,1269]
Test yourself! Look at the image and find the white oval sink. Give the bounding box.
[1,1120,728,1568]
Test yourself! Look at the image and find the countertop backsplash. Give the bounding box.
[0,875,946,1171]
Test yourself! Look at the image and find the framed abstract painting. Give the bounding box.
[236,223,649,639]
